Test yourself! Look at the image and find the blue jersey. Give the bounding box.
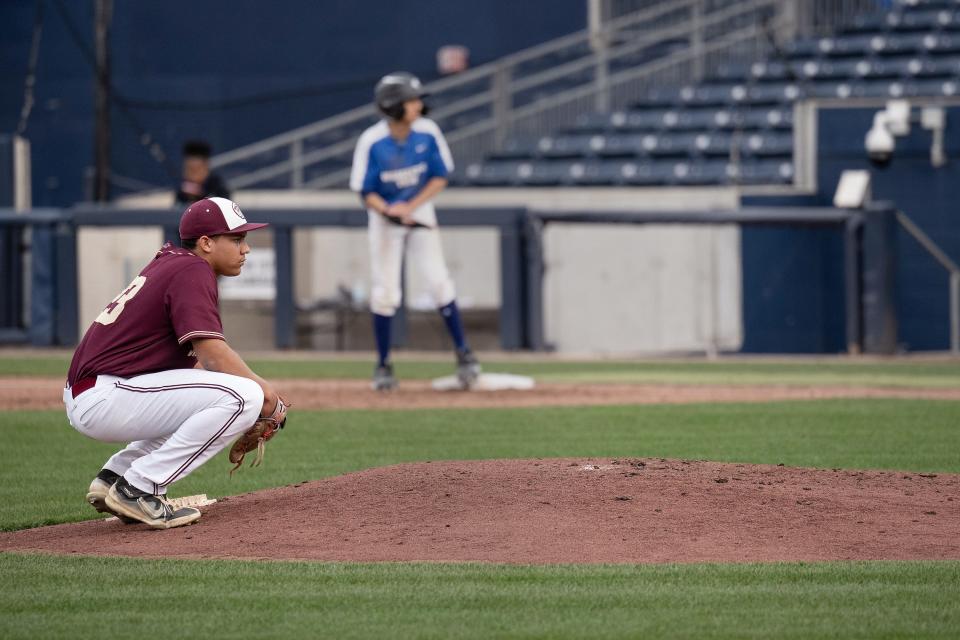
[350,118,454,205]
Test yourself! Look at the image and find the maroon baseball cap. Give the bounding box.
[179,197,269,241]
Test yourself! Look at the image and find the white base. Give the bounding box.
[431,373,536,392]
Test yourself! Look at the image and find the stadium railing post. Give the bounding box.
[861,202,898,355]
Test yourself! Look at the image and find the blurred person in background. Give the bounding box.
[350,72,481,391]
[436,45,470,75]
[175,140,231,205]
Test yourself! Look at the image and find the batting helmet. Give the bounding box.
[374,72,430,120]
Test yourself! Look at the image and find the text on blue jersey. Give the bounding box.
[359,128,449,204]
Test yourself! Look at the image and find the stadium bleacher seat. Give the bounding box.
[457,0,960,188]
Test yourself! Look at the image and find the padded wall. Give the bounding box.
[0,1,583,207]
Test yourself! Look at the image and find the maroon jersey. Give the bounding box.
[67,243,225,386]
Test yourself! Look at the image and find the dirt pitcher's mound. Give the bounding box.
[2,459,958,564]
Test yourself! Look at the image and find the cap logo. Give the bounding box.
[208,196,246,231]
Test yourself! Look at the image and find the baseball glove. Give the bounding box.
[229,396,289,474]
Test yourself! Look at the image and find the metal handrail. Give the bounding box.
[209,0,697,171]
[211,0,772,187]
[895,210,960,353]
[510,24,770,123]
[437,0,697,79]
[300,21,775,190]
[208,0,874,190]
[301,16,779,189]
[210,103,375,168]
[507,0,770,95]
[232,0,781,189]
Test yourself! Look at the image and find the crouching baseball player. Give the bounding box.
[63,197,288,529]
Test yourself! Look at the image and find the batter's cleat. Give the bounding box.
[105,477,201,530]
[86,469,138,524]
[372,363,398,391]
[456,349,481,389]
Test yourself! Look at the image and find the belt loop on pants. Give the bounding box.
[70,376,98,399]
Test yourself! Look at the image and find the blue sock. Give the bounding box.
[373,313,393,366]
[439,301,468,352]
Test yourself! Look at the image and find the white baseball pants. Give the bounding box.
[368,212,456,316]
[63,369,263,495]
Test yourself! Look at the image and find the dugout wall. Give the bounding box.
[0,202,905,355]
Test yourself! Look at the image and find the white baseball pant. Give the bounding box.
[63,369,263,495]
[368,211,456,316]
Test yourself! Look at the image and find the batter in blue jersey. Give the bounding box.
[350,72,481,391]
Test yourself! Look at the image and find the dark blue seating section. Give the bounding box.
[457,0,960,187]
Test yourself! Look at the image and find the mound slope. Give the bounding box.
[2,459,958,564]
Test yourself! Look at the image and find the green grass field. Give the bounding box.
[5,354,960,387]
[2,555,957,640]
[2,357,959,638]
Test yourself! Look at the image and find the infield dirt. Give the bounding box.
[4,377,960,411]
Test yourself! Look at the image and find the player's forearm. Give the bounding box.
[192,338,277,414]
[363,193,389,214]
[408,177,447,210]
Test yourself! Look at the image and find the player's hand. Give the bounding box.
[260,385,281,418]
[386,202,415,225]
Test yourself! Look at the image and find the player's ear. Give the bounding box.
[196,235,215,253]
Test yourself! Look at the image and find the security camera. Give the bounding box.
[863,101,947,168]
[864,100,912,168]
[885,100,911,135]
[865,111,895,167]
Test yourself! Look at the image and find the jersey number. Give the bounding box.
[95,276,147,325]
